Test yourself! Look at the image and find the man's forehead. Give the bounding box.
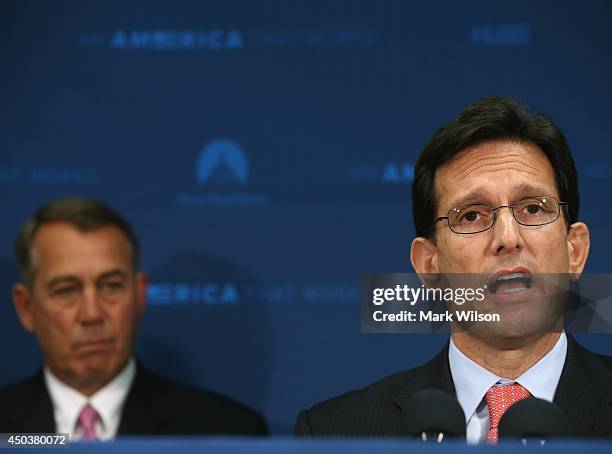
[32,222,132,279]
[33,222,130,250]
[434,141,558,208]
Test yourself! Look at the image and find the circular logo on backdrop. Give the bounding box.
[197,139,248,187]
[175,137,269,207]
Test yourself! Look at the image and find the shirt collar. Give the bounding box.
[515,332,567,401]
[448,332,567,422]
[44,357,136,433]
[449,338,501,422]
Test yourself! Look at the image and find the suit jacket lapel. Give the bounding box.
[117,364,172,435]
[554,334,612,437]
[395,344,455,402]
[5,371,55,433]
[386,344,455,435]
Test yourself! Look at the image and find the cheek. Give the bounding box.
[108,304,139,340]
[526,227,570,271]
[438,236,485,272]
[35,308,75,351]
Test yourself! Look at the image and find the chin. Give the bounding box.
[78,355,120,377]
[461,314,562,348]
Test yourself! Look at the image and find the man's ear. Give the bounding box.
[567,222,590,279]
[12,283,35,333]
[411,236,439,275]
[135,272,147,316]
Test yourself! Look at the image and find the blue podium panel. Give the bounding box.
[14,438,612,454]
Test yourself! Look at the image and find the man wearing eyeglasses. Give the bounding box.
[294,96,612,440]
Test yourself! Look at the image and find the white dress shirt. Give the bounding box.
[448,333,567,444]
[44,358,136,441]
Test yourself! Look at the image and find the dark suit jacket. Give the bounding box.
[0,364,267,436]
[294,335,612,438]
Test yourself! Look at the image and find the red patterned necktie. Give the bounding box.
[485,383,531,443]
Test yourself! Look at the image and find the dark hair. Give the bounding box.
[412,96,579,240]
[15,197,140,287]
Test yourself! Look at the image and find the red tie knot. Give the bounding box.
[485,383,531,443]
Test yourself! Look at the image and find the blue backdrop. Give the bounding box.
[1,0,611,434]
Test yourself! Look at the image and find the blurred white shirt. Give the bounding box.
[44,357,135,441]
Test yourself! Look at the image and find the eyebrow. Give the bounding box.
[45,268,129,291]
[96,269,129,281]
[46,275,81,291]
[445,183,558,210]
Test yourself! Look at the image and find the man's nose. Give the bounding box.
[78,287,105,323]
[490,207,524,254]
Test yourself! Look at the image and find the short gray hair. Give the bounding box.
[15,197,140,288]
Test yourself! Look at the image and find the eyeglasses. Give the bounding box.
[433,196,568,235]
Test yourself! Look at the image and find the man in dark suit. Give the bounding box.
[295,96,612,441]
[0,197,267,439]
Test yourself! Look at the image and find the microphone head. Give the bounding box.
[499,397,569,439]
[402,389,466,438]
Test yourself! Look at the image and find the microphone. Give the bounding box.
[401,389,466,442]
[499,397,569,442]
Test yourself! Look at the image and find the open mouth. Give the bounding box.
[488,272,533,294]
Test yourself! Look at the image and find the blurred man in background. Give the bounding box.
[0,197,267,440]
